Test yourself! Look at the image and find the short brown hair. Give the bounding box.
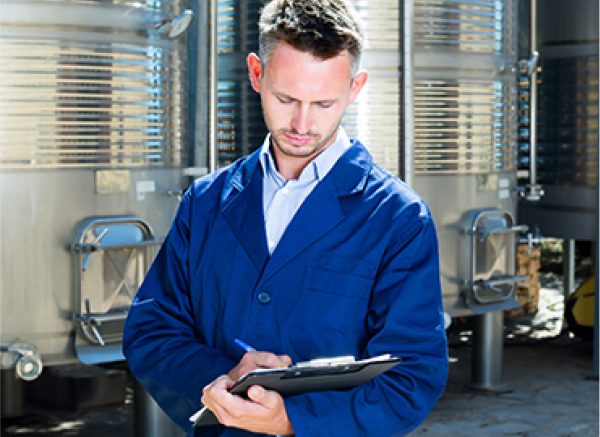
[258,0,364,75]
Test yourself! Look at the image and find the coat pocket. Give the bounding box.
[303,266,373,300]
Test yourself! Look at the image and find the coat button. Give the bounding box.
[257,291,271,304]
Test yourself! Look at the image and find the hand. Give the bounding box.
[227,351,292,381]
[201,375,294,435]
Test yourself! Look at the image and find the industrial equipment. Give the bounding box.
[1,0,596,433]
[0,0,190,426]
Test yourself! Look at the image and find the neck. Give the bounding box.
[270,127,340,181]
[271,148,314,181]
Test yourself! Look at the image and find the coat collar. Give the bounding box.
[229,139,373,197]
[221,140,373,279]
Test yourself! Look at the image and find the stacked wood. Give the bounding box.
[507,244,541,317]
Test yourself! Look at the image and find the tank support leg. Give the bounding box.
[134,379,186,437]
[563,239,576,299]
[468,311,511,392]
[0,369,26,418]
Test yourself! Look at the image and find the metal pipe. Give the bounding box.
[402,0,414,186]
[594,45,599,378]
[529,0,538,189]
[595,141,599,377]
[524,0,543,201]
[468,311,510,392]
[208,0,218,173]
[594,239,599,377]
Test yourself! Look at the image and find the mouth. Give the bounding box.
[283,132,313,147]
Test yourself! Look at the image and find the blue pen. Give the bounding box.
[234,338,256,353]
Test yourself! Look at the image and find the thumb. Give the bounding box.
[247,385,278,408]
[247,385,265,402]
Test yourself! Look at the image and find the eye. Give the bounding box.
[275,95,293,104]
[317,101,334,109]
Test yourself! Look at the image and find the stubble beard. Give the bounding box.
[270,121,341,159]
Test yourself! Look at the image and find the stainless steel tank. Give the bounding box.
[343,0,523,392]
[406,0,523,317]
[0,0,189,383]
[343,0,523,317]
[342,0,402,176]
[212,0,266,169]
[517,0,598,241]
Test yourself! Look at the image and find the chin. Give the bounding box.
[283,145,321,159]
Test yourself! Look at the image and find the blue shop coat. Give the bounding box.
[123,140,448,437]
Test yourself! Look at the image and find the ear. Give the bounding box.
[247,53,263,93]
[348,70,368,105]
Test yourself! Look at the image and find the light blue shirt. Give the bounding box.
[259,128,351,255]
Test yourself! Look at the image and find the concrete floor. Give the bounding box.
[413,279,598,437]
[2,285,598,436]
[414,336,598,437]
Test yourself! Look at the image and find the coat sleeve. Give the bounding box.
[122,184,236,432]
[284,203,449,437]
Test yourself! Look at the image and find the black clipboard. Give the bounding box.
[190,354,401,427]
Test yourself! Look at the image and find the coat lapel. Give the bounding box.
[260,141,373,284]
[220,152,269,272]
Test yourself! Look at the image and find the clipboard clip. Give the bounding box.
[294,354,392,368]
[294,355,356,368]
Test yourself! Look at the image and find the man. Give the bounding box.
[123,1,448,436]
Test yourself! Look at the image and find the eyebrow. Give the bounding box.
[273,91,337,106]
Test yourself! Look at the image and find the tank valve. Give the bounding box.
[153,9,194,39]
[1,342,43,381]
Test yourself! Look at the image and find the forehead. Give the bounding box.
[263,42,353,99]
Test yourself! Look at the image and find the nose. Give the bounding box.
[290,104,312,135]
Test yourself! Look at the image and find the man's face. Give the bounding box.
[247,42,367,162]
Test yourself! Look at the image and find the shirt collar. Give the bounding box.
[259,127,351,184]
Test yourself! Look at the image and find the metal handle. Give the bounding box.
[474,274,529,294]
[74,238,164,253]
[153,9,194,39]
[479,224,529,241]
[81,227,109,271]
[76,299,129,347]
[85,299,105,346]
[72,215,158,272]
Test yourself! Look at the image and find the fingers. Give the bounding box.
[201,375,242,424]
[229,351,292,381]
[277,354,293,367]
[201,375,291,434]
[200,375,233,408]
[246,351,291,369]
[201,375,234,409]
